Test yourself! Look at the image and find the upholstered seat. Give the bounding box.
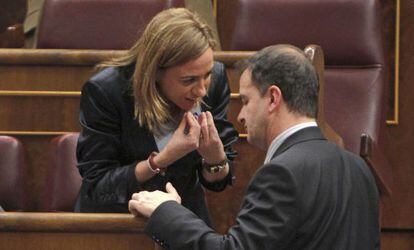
[217,0,392,195]
[0,136,27,211]
[36,0,184,49]
[39,133,81,211]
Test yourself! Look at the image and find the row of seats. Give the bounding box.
[0,134,80,212]
[32,0,389,149]
[10,0,386,58]
[0,0,392,205]
[34,0,391,195]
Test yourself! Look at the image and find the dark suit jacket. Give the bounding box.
[75,62,238,224]
[145,127,380,249]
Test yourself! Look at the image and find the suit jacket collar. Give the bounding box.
[272,126,326,159]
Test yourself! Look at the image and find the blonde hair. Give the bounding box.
[100,8,216,132]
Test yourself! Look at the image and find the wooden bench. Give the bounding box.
[0,212,154,250]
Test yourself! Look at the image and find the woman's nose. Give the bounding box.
[192,79,207,97]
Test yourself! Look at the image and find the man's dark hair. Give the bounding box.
[238,44,319,118]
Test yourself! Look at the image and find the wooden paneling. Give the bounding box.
[381,231,414,249]
[0,66,93,90]
[1,233,151,250]
[0,96,80,132]
[382,0,414,230]
[206,139,265,234]
[367,1,414,248]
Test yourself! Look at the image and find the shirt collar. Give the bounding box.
[264,121,318,164]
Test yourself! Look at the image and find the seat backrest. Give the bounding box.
[39,133,81,211]
[36,0,184,49]
[217,0,390,194]
[0,136,27,211]
[218,0,387,156]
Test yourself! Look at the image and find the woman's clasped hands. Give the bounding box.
[155,111,226,170]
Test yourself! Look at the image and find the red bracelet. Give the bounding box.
[147,152,165,175]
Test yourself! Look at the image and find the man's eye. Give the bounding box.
[182,78,196,85]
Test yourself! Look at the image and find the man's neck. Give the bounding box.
[266,114,315,149]
[263,119,317,164]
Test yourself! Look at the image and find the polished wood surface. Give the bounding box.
[205,139,265,234]
[381,231,414,250]
[382,0,414,227]
[0,212,155,250]
[0,212,145,232]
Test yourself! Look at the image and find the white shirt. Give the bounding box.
[263,121,318,164]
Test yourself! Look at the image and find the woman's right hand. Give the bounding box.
[154,112,201,168]
[135,112,201,181]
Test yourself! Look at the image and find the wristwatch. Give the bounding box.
[202,157,228,174]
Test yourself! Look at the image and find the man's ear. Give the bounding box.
[268,85,282,112]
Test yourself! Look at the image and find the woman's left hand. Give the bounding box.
[197,111,226,164]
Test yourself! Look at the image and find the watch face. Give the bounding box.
[203,158,228,173]
[209,166,219,173]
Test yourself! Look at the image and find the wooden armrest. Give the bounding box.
[304,44,344,148]
[360,134,393,196]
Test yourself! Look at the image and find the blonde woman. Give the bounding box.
[74,8,238,225]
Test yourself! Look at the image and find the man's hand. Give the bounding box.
[129,182,182,218]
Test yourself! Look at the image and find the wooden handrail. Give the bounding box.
[0,212,147,233]
[0,49,254,66]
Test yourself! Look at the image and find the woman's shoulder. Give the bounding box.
[90,67,128,85]
[209,61,228,92]
[86,67,132,95]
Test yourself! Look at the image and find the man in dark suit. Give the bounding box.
[128,44,380,249]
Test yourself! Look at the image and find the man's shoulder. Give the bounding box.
[268,138,373,181]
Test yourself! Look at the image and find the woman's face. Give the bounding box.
[158,48,214,111]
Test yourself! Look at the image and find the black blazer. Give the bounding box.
[75,62,238,224]
[144,127,380,249]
